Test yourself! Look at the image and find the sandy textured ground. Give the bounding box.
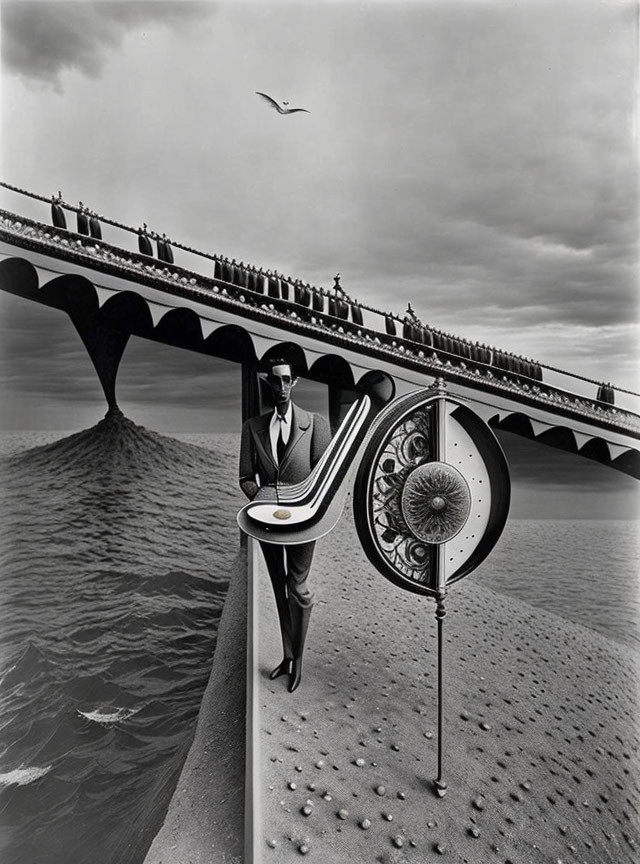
[142,511,640,864]
[255,512,640,864]
[143,549,246,864]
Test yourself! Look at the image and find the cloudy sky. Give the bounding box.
[0,0,638,515]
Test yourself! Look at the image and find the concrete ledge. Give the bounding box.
[143,549,247,864]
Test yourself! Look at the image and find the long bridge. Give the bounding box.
[0,183,638,478]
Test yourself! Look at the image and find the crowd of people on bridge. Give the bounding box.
[47,193,617,407]
[51,193,103,241]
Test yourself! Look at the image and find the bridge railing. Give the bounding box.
[1,181,638,421]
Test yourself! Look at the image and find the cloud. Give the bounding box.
[1,1,214,92]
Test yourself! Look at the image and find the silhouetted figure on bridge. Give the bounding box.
[597,383,615,406]
[267,271,280,300]
[89,211,102,240]
[333,272,347,297]
[77,203,90,236]
[138,224,153,256]
[163,235,174,264]
[156,234,174,264]
[51,193,66,230]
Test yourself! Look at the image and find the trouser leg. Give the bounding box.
[260,542,293,661]
[285,542,316,692]
[286,541,316,605]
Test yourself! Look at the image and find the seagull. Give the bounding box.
[256,91,309,114]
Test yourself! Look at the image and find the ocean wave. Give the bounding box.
[0,642,54,689]
[0,420,239,862]
[76,707,141,726]
[0,764,52,787]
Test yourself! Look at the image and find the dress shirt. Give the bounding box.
[269,403,292,465]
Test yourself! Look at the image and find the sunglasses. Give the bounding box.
[266,375,293,385]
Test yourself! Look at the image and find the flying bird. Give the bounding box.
[256,92,309,114]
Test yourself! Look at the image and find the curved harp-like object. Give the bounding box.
[353,383,511,597]
[237,371,395,545]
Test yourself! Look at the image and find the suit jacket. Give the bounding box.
[239,403,331,500]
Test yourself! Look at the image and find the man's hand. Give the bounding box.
[240,479,260,500]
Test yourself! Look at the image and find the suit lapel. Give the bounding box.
[252,413,276,470]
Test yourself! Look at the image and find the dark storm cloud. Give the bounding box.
[1,1,214,91]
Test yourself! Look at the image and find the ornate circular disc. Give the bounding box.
[401,462,471,544]
[353,387,511,597]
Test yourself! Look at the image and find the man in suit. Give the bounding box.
[239,359,331,692]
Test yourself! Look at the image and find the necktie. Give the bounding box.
[277,416,286,463]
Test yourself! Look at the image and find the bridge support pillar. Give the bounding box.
[242,362,263,422]
[240,362,263,548]
[68,312,130,413]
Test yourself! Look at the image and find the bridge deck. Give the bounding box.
[1,208,638,477]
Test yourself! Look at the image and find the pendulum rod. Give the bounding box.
[433,590,448,797]
[433,381,448,796]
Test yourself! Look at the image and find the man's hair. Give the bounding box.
[267,357,296,378]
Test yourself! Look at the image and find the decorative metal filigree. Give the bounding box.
[371,405,436,585]
[401,462,471,543]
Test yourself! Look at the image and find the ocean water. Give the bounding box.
[0,417,638,864]
[474,518,640,650]
[0,416,243,864]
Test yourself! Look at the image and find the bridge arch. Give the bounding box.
[1,239,638,477]
[308,355,357,433]
[309,354,355,390]
[0,257,39,301]
[535,425,580,455]
[153,307,205,350]
[41,273,100,317]
[205,324,257,365]
[99,290,155,337]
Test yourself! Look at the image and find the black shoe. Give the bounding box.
[269,658,292,680]
[288,658,302,692]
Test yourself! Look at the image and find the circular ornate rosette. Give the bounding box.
[401,462,471,544]
[353,385,511,597]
